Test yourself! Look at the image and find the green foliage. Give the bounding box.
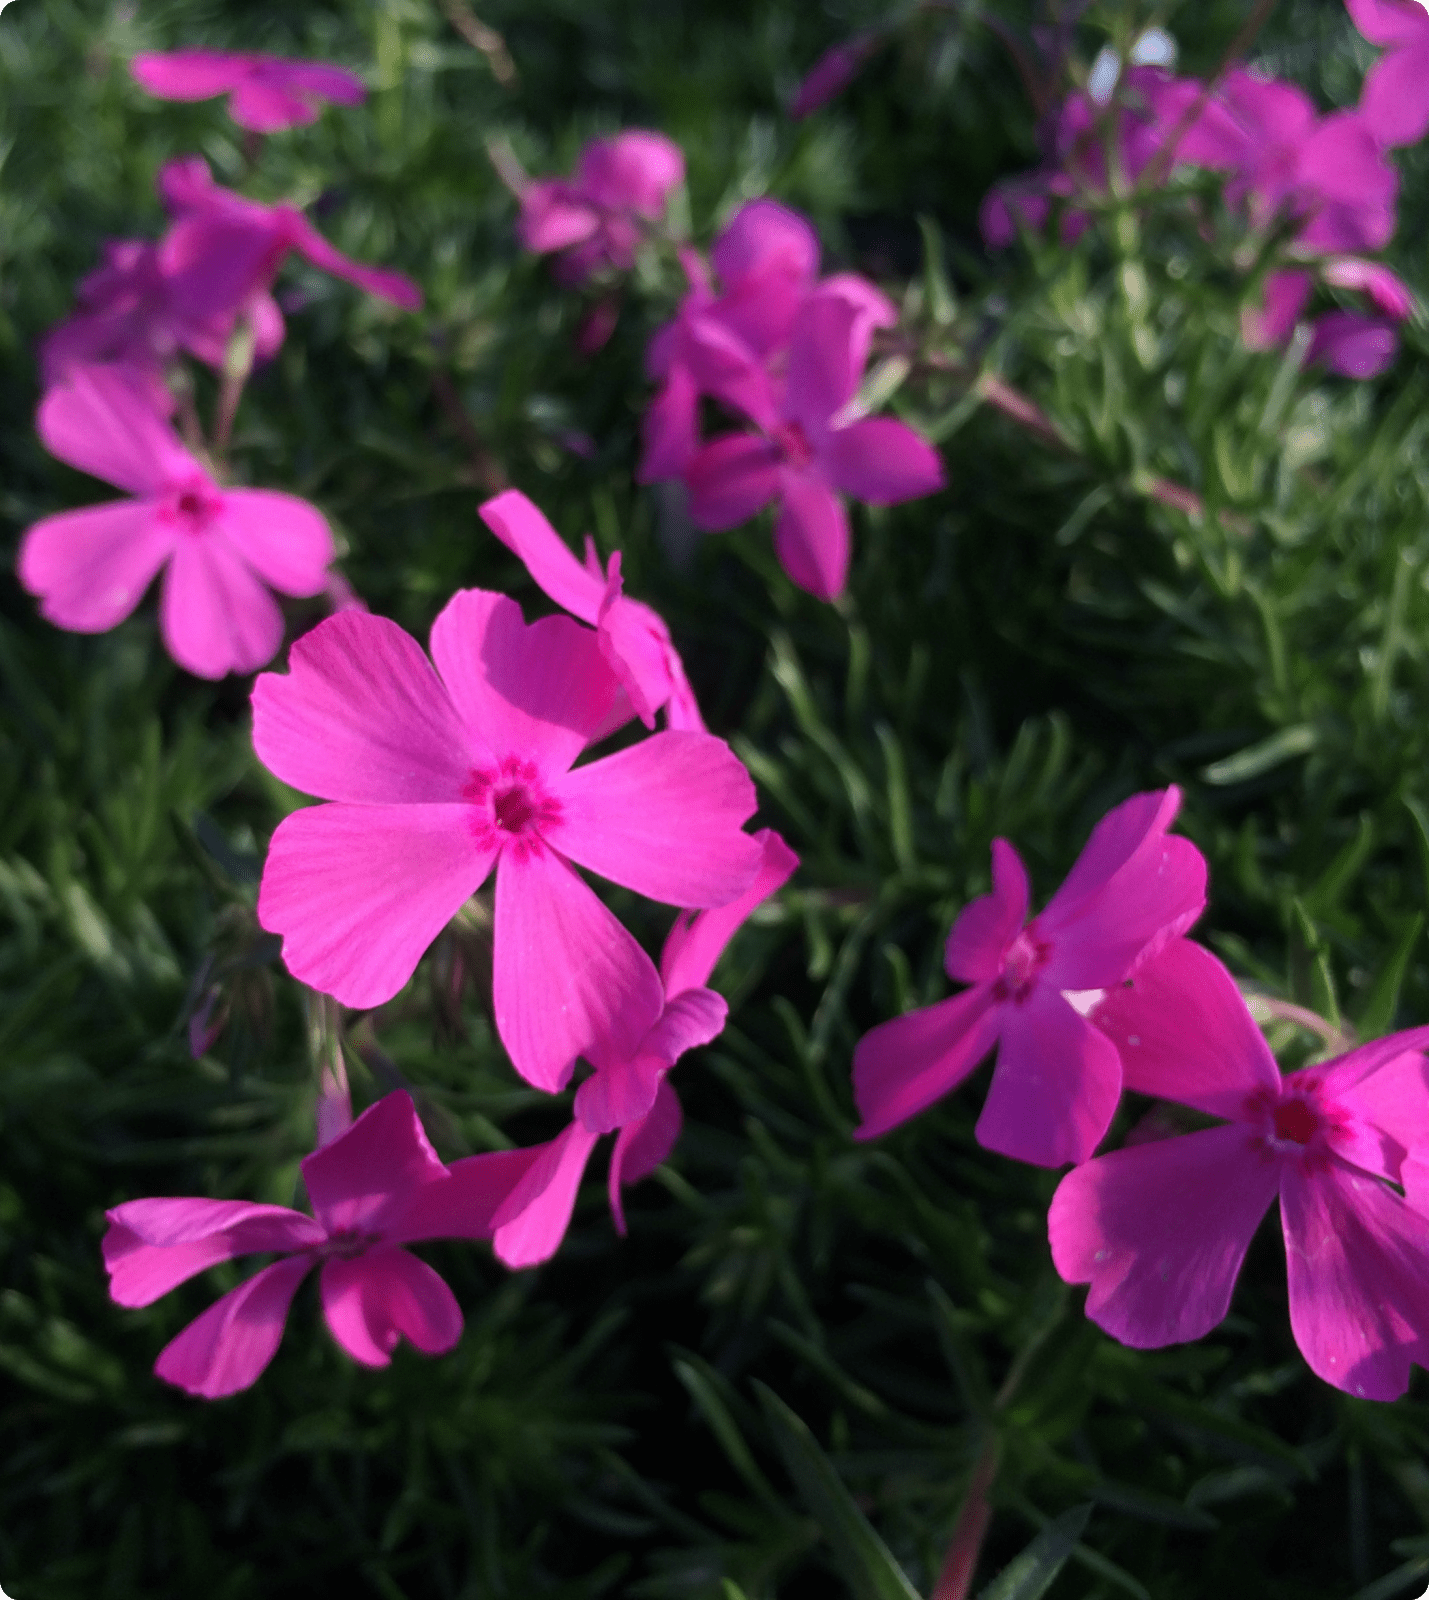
[5,0,1429,1597]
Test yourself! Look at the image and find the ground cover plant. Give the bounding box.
[6,0,1429,1595]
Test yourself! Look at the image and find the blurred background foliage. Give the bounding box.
[4,0,1429,1595]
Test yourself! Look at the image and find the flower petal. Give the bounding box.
[131,50,253,100]
[785,293,862,431]
[659,829,798,995]
[216,489,333,597]
[18,503,174,633]
[1359,42,1429,149]
[228,80,315,132]
[609,1079,684,1234]
[492,1121,602,1268]
[852,984,1002,1140]
[479,490,604,622]
[1050,1124,1278,1348]
[428,589,617,776]
[251,611,476,804]
[258,803,497,1009]
[153,1255,313,1399]
[1091,938,1280,1117]
[301,1091,447,1237]
[823,416,945,506]
[553,730,761,908]
[37,364,197,495]
[284,210,423,310]
[320,1245,462,1367]
[574,1054,668,1134]
[159,535,286,678]
[492,846,664,1091]
[685,434,781,530]
[772,473,850,600]
[386,1148,547,1243]
[945,839,1030,983]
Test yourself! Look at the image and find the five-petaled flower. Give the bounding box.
[131,49,366,133]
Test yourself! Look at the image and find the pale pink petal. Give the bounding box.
[1049,1125,1279,1348]
[608,1078,684,1233]
[320,1245,462,1366]
[38,364,196,494]
[153,1255,314,1398]
[574,1053,668,1133]
[660,828,798,995]
[103,1200,323,1306]
[492,847,664,1091]
[944,839,1030,983]
[1281,1161,1429,1399]
[785,294,862,433]
[251,611,476,804]
[301,1091,447,1237]
[773,473,850,600]
[492,1122,601,1268]
[216,489,333,597]
[18,503,174,633]
[258,803,497,1008]
[553,731,761,908]
[1345,0,1429,46]
[228,80,316,132]
[852,984,1002,1140]
[1091,938,1280,1116]
[1359,42,1429,148]
[479,490,604,622]
[823,417,945,506]
[975,987,1123,1167]
[159,536,286,678]
[386,1147,547,1243]
[130,50,253,100]
[684,434,781,530]
[281,210,422,310]
[428,589,617,776]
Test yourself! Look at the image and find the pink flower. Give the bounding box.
[491,829,799,1267]
[131,49,366,133]
[17,365,334,678]
[791,32,883,119]
[683,286,944,600]
[103,1091,538,1398]
[1242,260,1413,378]
[1051,938,1429,1400]
[852,787,1206,1166]
[639,201,821,482]
[1345,0,1429,148]
[517,131,684,287]
[479,488,704,731]
[156,156,421,334]
[251,592,763,1090]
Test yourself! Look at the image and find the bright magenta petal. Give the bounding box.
[638,365,700,483]
[251,611,476,804]
[103,1199,323,1306]
[492,847,664,1091]
[773,474,850,600]
[131,50,252,100]
[1049,1125,1279,1347]
[659,829,798,995]
[945,839,1030,983]
[824,417,945,505]
[284,211,423,310]
[320,1246,462,1367]
[575,1053,668,1134]
[38,364,196,494]
[263,59,367,104]
[229,80,315,131]
[1092,938,1280,1116]
[18,503,173,633]
[1359,43,1429,149]
[428,589,616,776]
[492,1122,601,1268]
[217,489,333,597]
[852,984,1002,1139]
[785,294,862,431]
[302,1091,447,1237]
[479,490,604,622]
[258,803,497,1008]
[159,536,286,678]
[554,730,760,908]
[1345,0,1428,46]
[153,1254,313,1398]
[684,434,781,530]
[1282,1162,1429,1400]
[609,1079,684,1234]
[387,1148,546,1243]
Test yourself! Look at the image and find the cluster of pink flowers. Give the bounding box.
[853,786,1429,1401]
[18,52,419,678]
[979,2,1421,379]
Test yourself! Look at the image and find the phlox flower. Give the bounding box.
[479,488,704,731]
[17,364,334,678]
[156,156,422,337]
[683,285,945,600]
[131,49,366,133]
[491,829,798,1267]
[1243,261,1414,379]
[852,786,1206,1166]
[516,131,684,287]
[1051,937,1429,1400]
[639,199,820,483]
[1345,0,1429,148]
[103,1091,538,1398]
[252,591,763,1090]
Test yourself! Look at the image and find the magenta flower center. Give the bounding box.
[773,420,815,471]
[163,479,223,534]
[1272,1098,1319,1145]
[993,928,1051,1004]
[465,758,562,857]
[319,1229,378,1261]
[1246,1073,1349,1166]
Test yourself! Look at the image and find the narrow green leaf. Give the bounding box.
[753,1383,923,1600]
[1200,724,1316,785]
[917,214,956,326]
[977,1505,1091,1600]
[1356,913,1423,1038]
[673,1357,789,1515]
[1302,813,1375,919]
